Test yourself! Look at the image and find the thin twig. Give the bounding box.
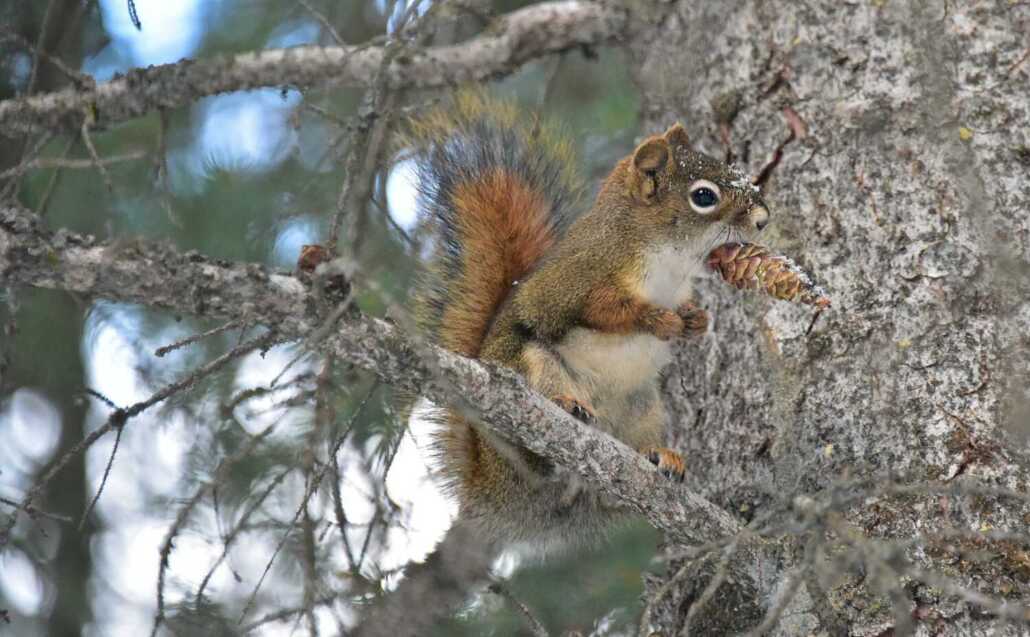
[270,301,350,388]
[319,357,359,566]
[327,0,424,255]
[356,408,405,573]
[297,0,345,45]
[237,382,378,624]
[127,0,142,30]
[0,132,53,200]
[0,150,146,180]
[155,319,242,357]
[638,555,712,637]
[0,496,74,523]
[0,330,280,548]
[155,108,179,227]
[302,358,327,637]
[681,537,745,635]
[194,468,292,603]
[301,493,320,637]
[489,581,549,637]
[35,136,76,216]
[369,195,413,248]
[84,387,118,409]
[151,418,282,637]
[76,415,125,530]
[237,464,324,626]
[25,0,56,96]
[240,594,340,633]
[743,562,807,636]
[80,118,115,193]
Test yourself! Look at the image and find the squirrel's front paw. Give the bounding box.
[676,302,709,336]
[552,395,596,424]
[640,308,684,341]
[643,447,686,483]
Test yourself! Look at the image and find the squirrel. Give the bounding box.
[407,92,770,547]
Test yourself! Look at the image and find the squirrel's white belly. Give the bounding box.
[557,329,671,395]
[639,243,703,309]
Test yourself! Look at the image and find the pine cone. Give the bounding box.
[707,243,830,308]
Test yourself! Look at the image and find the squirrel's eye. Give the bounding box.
[688,180,721,213]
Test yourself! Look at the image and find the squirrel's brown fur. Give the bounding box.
[409,92,770,546]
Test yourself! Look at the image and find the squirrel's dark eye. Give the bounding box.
[688,180,721,213]
[691,188,718,208]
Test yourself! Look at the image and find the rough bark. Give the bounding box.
[632,1,1030,634]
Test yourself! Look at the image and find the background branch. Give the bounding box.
[0,0,630,135]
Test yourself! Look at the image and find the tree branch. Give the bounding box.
[0,1,630,136]
[0,204,745,546]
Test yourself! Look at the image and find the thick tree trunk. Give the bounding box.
[632,1,1030,634]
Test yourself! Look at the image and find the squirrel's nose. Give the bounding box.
[750,205,769,231]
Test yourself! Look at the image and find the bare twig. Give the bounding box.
[681,536,745,633]
[237,382,378,624]
[639,558,697,637]
[0,324,280,548]
[151,417,282,637]
[79,118,114,193]
[237,464,323,625]
[301,488,321,637]
[154,108,179,226]
[240,594,340,633]
[127,0,142,30]
[489,580,550,637]
[0,132,53,200]
[297,0,345,46]
[194,468,292,603]
[319,359,362,567]
[0,149,147,179]
[154,319,242,357]
[35,135,75,216]
[76,412,124,530]
[0,496,74,523]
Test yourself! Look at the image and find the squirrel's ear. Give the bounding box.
[630,137,670,202]
[664,123,690,150]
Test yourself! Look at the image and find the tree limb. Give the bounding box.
[0,201,750,548]
[0,1,630,136]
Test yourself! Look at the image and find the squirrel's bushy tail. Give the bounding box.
[408,91,583,357]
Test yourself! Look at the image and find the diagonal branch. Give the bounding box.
[0,202,754,565]
[0,1,631,136]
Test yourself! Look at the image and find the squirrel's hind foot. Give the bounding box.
[552,395,596,424]
[643,447,686,483]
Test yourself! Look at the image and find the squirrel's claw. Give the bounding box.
[552,395,596,424]
[643,447,686,483]
[677,302,709,336]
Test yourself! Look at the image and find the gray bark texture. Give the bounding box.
[630,1,1030,635]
